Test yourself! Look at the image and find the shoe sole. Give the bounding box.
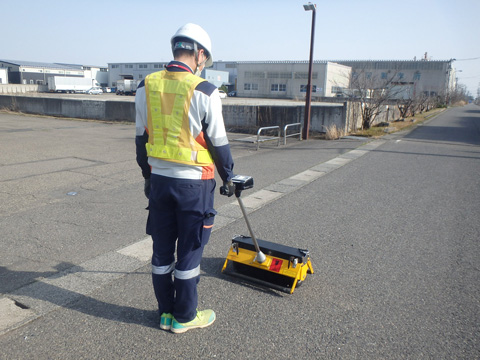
[160,324,171,330]
[170,315,216,334]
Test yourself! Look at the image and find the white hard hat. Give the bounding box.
[171,23,213,67]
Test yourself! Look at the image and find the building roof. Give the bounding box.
[0,60,84,70]
[0,59,79,70]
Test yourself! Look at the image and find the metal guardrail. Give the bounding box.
[283,123,303,145]
[256,126,280,150]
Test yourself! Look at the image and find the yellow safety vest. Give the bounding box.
[145,70,214,166]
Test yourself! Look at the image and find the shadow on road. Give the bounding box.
[2,264,158,330]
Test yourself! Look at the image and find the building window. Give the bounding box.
[139,74,143,79]
[271,84,286,92]
[381,72,387,79]
[154,64,163,68]
[244,83,251,90]
[252,83,258,90]
[125,65,133,69]
[112,65,119,69]
[413,71,421,80]
[398,72,404,79]
[139,64,148,69]
[300,85,318,93]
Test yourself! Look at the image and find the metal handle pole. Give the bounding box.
[236,196,266,263]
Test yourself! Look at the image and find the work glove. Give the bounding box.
[144,178,150,199]
[220,180,235,197]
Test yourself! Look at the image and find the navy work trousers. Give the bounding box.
[147,174,216,323]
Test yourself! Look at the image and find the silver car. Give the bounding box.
[87,87,103,95]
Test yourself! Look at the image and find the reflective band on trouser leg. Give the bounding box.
[152,261,175,275]
[174,265,200,280]
[152,261,176,316]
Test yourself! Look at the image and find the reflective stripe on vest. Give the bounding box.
[145,70,214,166]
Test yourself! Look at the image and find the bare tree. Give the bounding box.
[397,92,433,118]
[349,67,402,129]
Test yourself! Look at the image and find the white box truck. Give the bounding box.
[48,77,99,93]
[116,79,138,96]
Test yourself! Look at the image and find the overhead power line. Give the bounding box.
[456,57,480,61]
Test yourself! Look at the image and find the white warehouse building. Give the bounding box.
[335,59,457,99]
[236,61,351,99]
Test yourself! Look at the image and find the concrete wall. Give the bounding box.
[0,84,48,94]
[0,95,359,134]
[0,95,130,122]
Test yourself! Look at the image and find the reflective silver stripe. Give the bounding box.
[152,261,175,275]
[174,265,200,280]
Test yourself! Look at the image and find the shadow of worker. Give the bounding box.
[2,262,158,330]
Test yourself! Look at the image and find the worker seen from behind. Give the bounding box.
[135,23,235,334]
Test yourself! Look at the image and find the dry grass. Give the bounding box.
[324,124,345,140]
[350,108,444,138]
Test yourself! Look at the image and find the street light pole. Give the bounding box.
[303,2,316,140]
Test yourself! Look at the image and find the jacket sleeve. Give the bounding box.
[135,81,151,179]
[201,87,234,182]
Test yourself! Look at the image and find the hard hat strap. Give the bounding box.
[193,42,207,75]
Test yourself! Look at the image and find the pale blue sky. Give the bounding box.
[3,0,479,94]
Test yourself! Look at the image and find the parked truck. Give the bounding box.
[116,79,138,96]
[48,77,99,93]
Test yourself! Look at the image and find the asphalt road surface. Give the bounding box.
[0,104,479,359]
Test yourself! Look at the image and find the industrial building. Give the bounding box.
[0,68,7,84]
[108,62,168,88]
[224,59,455,100]
[334,59,457,99]
[0,60,108,87]
[0,57,455,102]
[107,60,350,97]
[107,62,229,89]
[107,58,455,101]
[235,61,351,99]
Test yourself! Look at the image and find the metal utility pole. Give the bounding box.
[302,2,316,140]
